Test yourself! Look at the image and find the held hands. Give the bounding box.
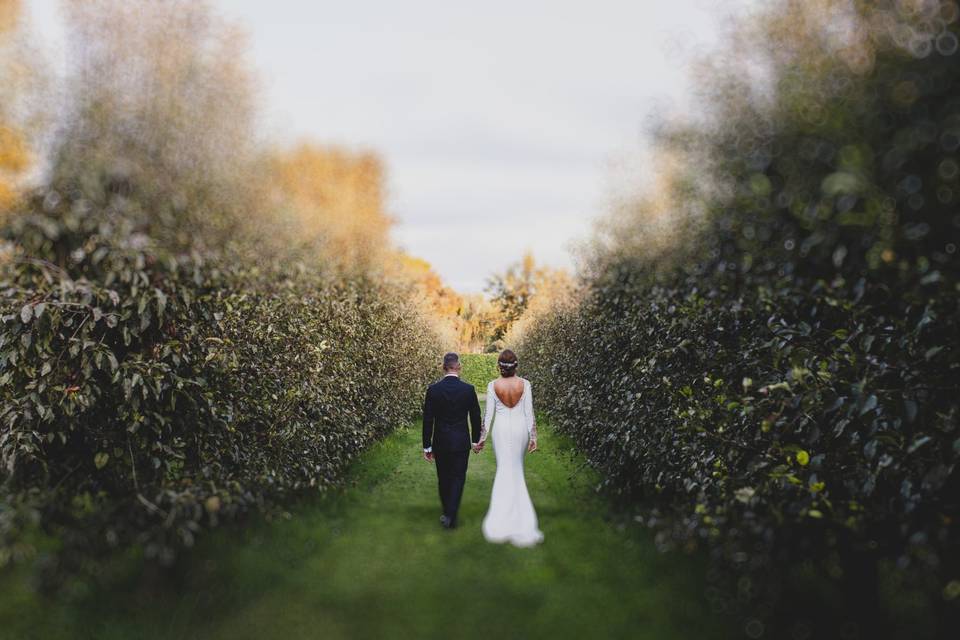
[472,441,485,454]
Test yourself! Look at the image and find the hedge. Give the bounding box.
[519,2,959,637]
[0,192,439,575]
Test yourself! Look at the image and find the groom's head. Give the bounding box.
[443,352,461,375]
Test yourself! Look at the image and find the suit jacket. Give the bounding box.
[423,375,482,452]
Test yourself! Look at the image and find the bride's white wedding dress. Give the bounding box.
[479,377,544,547]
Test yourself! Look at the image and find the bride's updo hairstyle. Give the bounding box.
[498,349,519,377]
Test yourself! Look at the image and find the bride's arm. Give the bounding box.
[479,381,494,444]
[523,379,538,449]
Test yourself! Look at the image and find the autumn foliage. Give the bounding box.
[266,144,393,270]
[0,0,31,214]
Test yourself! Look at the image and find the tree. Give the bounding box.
[455,294,498,353]
[265,144,394,270]
[0,0,41,215]
[504,266,574,347]
[49,0,258,248]
[485,252,537,339]
[486,252,569,345]
[0,121,26,213]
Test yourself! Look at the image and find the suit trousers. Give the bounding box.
[434,449,470,523]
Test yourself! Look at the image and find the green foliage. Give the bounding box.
[459,353,499,392]
[0,192,438,574]
[520,2,960,635]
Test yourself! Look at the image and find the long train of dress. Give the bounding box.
[479,378,544,547]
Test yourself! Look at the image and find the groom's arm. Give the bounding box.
[422,387,435,454]
[468,388,482,445]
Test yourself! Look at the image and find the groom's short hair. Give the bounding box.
[443,352,460,370]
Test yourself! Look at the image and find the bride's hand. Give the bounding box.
[527,439,537,453]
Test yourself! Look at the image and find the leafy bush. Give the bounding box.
[520,2,959,636]
[460,353,499,392]
[0,192,438,573]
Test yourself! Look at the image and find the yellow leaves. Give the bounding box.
[0,3,35,214]
[0,180,17,212]
[796,450,810,466]
[0,126,27,172]
[0,126,29,212]
[393,251,465,346]
[0,0,21,34]
[266,144,392,269]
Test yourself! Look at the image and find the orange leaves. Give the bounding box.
[0,126,27,173]
[397,252,464,318]
[0,0,20,34]
[265,144,392,269]
[0,126,28,212]
[0,181,15,211]
[1,0,30,212]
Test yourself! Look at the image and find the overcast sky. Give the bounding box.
[28,0,754,292]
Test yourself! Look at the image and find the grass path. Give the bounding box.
[2,411,731,640]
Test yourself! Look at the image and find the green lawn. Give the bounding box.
[0,413,731,640]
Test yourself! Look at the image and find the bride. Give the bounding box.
[475,349,544,547]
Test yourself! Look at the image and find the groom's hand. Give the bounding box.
[423,451,434,462]
[472,442,484,454]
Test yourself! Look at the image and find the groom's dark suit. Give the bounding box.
[423,374,482,526]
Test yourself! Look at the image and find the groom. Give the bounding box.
[422,352,483,529]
